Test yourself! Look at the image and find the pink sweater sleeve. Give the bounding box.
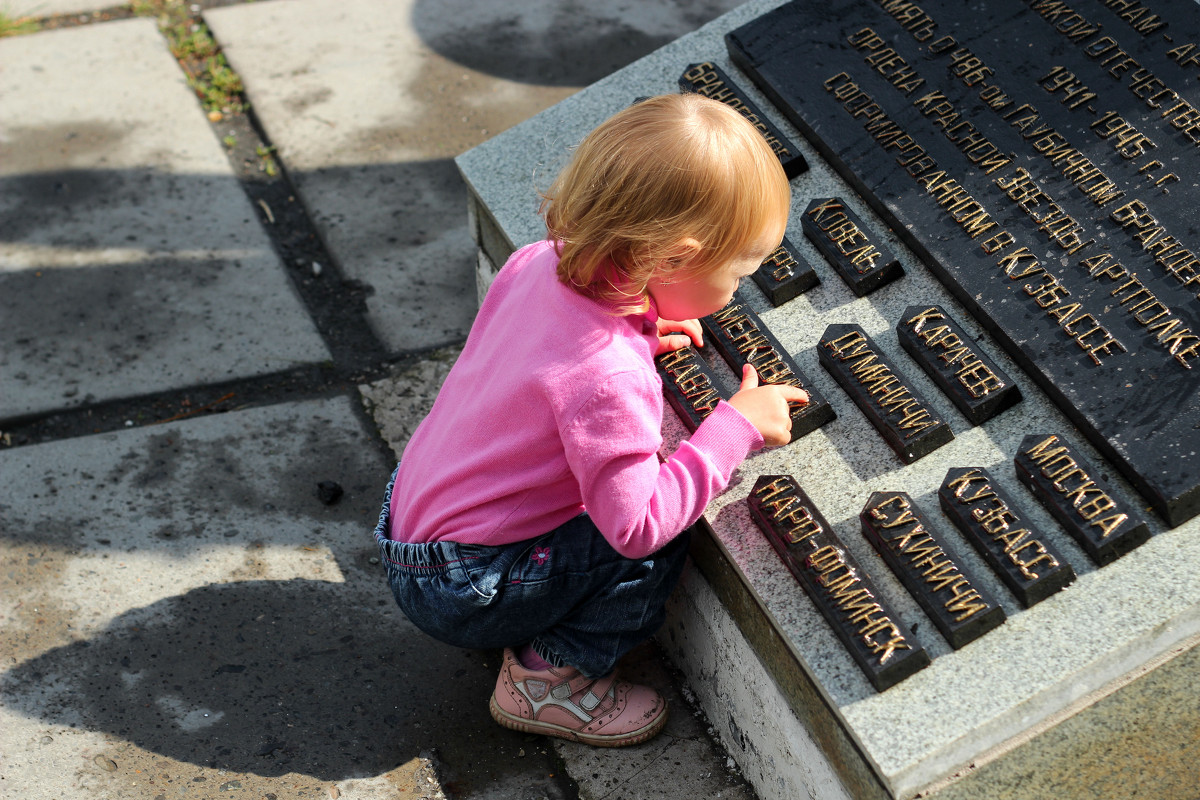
[560,369,763,559]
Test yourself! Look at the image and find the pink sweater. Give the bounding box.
[388,240,763,559]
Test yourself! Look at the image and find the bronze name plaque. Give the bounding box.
[748,474,929,691]
[939,467,1075,607]
[752,236,819,307]
[701,292,836,441]
[802,197,903,296]
[819,323,953,462]
[896,305,1022,425]
[861,491,1006,648]
[679,61,808,178]
[655,345,727,432]
[727,0,1200,524]
[1015,433,1151,565]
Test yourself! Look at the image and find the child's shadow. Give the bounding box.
[0,577,566,793]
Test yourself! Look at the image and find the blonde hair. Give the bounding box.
[541,93,791,314]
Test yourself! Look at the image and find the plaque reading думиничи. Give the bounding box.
[819,323,953,463]
[726,0,1200,526]
[748,474,929,691]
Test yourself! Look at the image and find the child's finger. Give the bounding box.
[739,363,759,390]
[654,333,691,355]
[777,385,810,405]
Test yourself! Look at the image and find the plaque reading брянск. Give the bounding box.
[679,62,808,178]
[727,0,1200,526]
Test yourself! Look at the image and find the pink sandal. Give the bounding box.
[489,647,668,747]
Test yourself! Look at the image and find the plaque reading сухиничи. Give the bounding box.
[726,0,1200,526]
[860,491,1006,649]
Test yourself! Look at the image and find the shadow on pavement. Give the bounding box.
[0,578,574,796]
[410,0,747,86]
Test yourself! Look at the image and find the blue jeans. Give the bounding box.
[373,469,690,678]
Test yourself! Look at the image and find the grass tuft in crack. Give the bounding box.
[0,9,40,36]
[131,0,245,119]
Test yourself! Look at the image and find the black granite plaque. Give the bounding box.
[748,475,930,690]
[679,62,809,178]
[939,467,1075,607]
[802,197,904,296]
[752,237,819,306]
[655,345,728,432]
[726,0,1200,526]
[1014,433,1151,565]
[861,491,1005,648]
[896,305,1022,425]
[818,323,953,463]
[700,293,836,440]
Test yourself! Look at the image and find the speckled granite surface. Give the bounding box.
[456,2,1200,796]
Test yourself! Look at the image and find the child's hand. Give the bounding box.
[728,364,810,446]
[655,317,704,355]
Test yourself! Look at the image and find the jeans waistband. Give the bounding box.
[373,465,486,576]
[376,536,486,575]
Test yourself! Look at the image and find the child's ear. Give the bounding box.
[663,237,703,268]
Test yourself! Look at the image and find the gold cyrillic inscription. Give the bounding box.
[1109,199,1200,301]
[1025,436,1130,538]
[868,495,989,621]
[905,307,1006,398]
[806,198,884,272]
[945,469,1061,580]
[657,348,721,414]
[823,329,941,435]
[710,305,807,410]
[806,544,910,664]
[752,478,824,548]
[681,63,794,160]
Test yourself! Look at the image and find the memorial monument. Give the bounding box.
[457,1,1200,797]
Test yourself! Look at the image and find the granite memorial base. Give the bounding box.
[457,0,1200,797]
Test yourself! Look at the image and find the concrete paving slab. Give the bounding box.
[202,0,567,353]
[5,0,110,18]
[204,0,748,354]
[0,395,581,799]
[0,19,330,423]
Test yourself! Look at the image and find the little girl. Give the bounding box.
[374,93,807,747]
